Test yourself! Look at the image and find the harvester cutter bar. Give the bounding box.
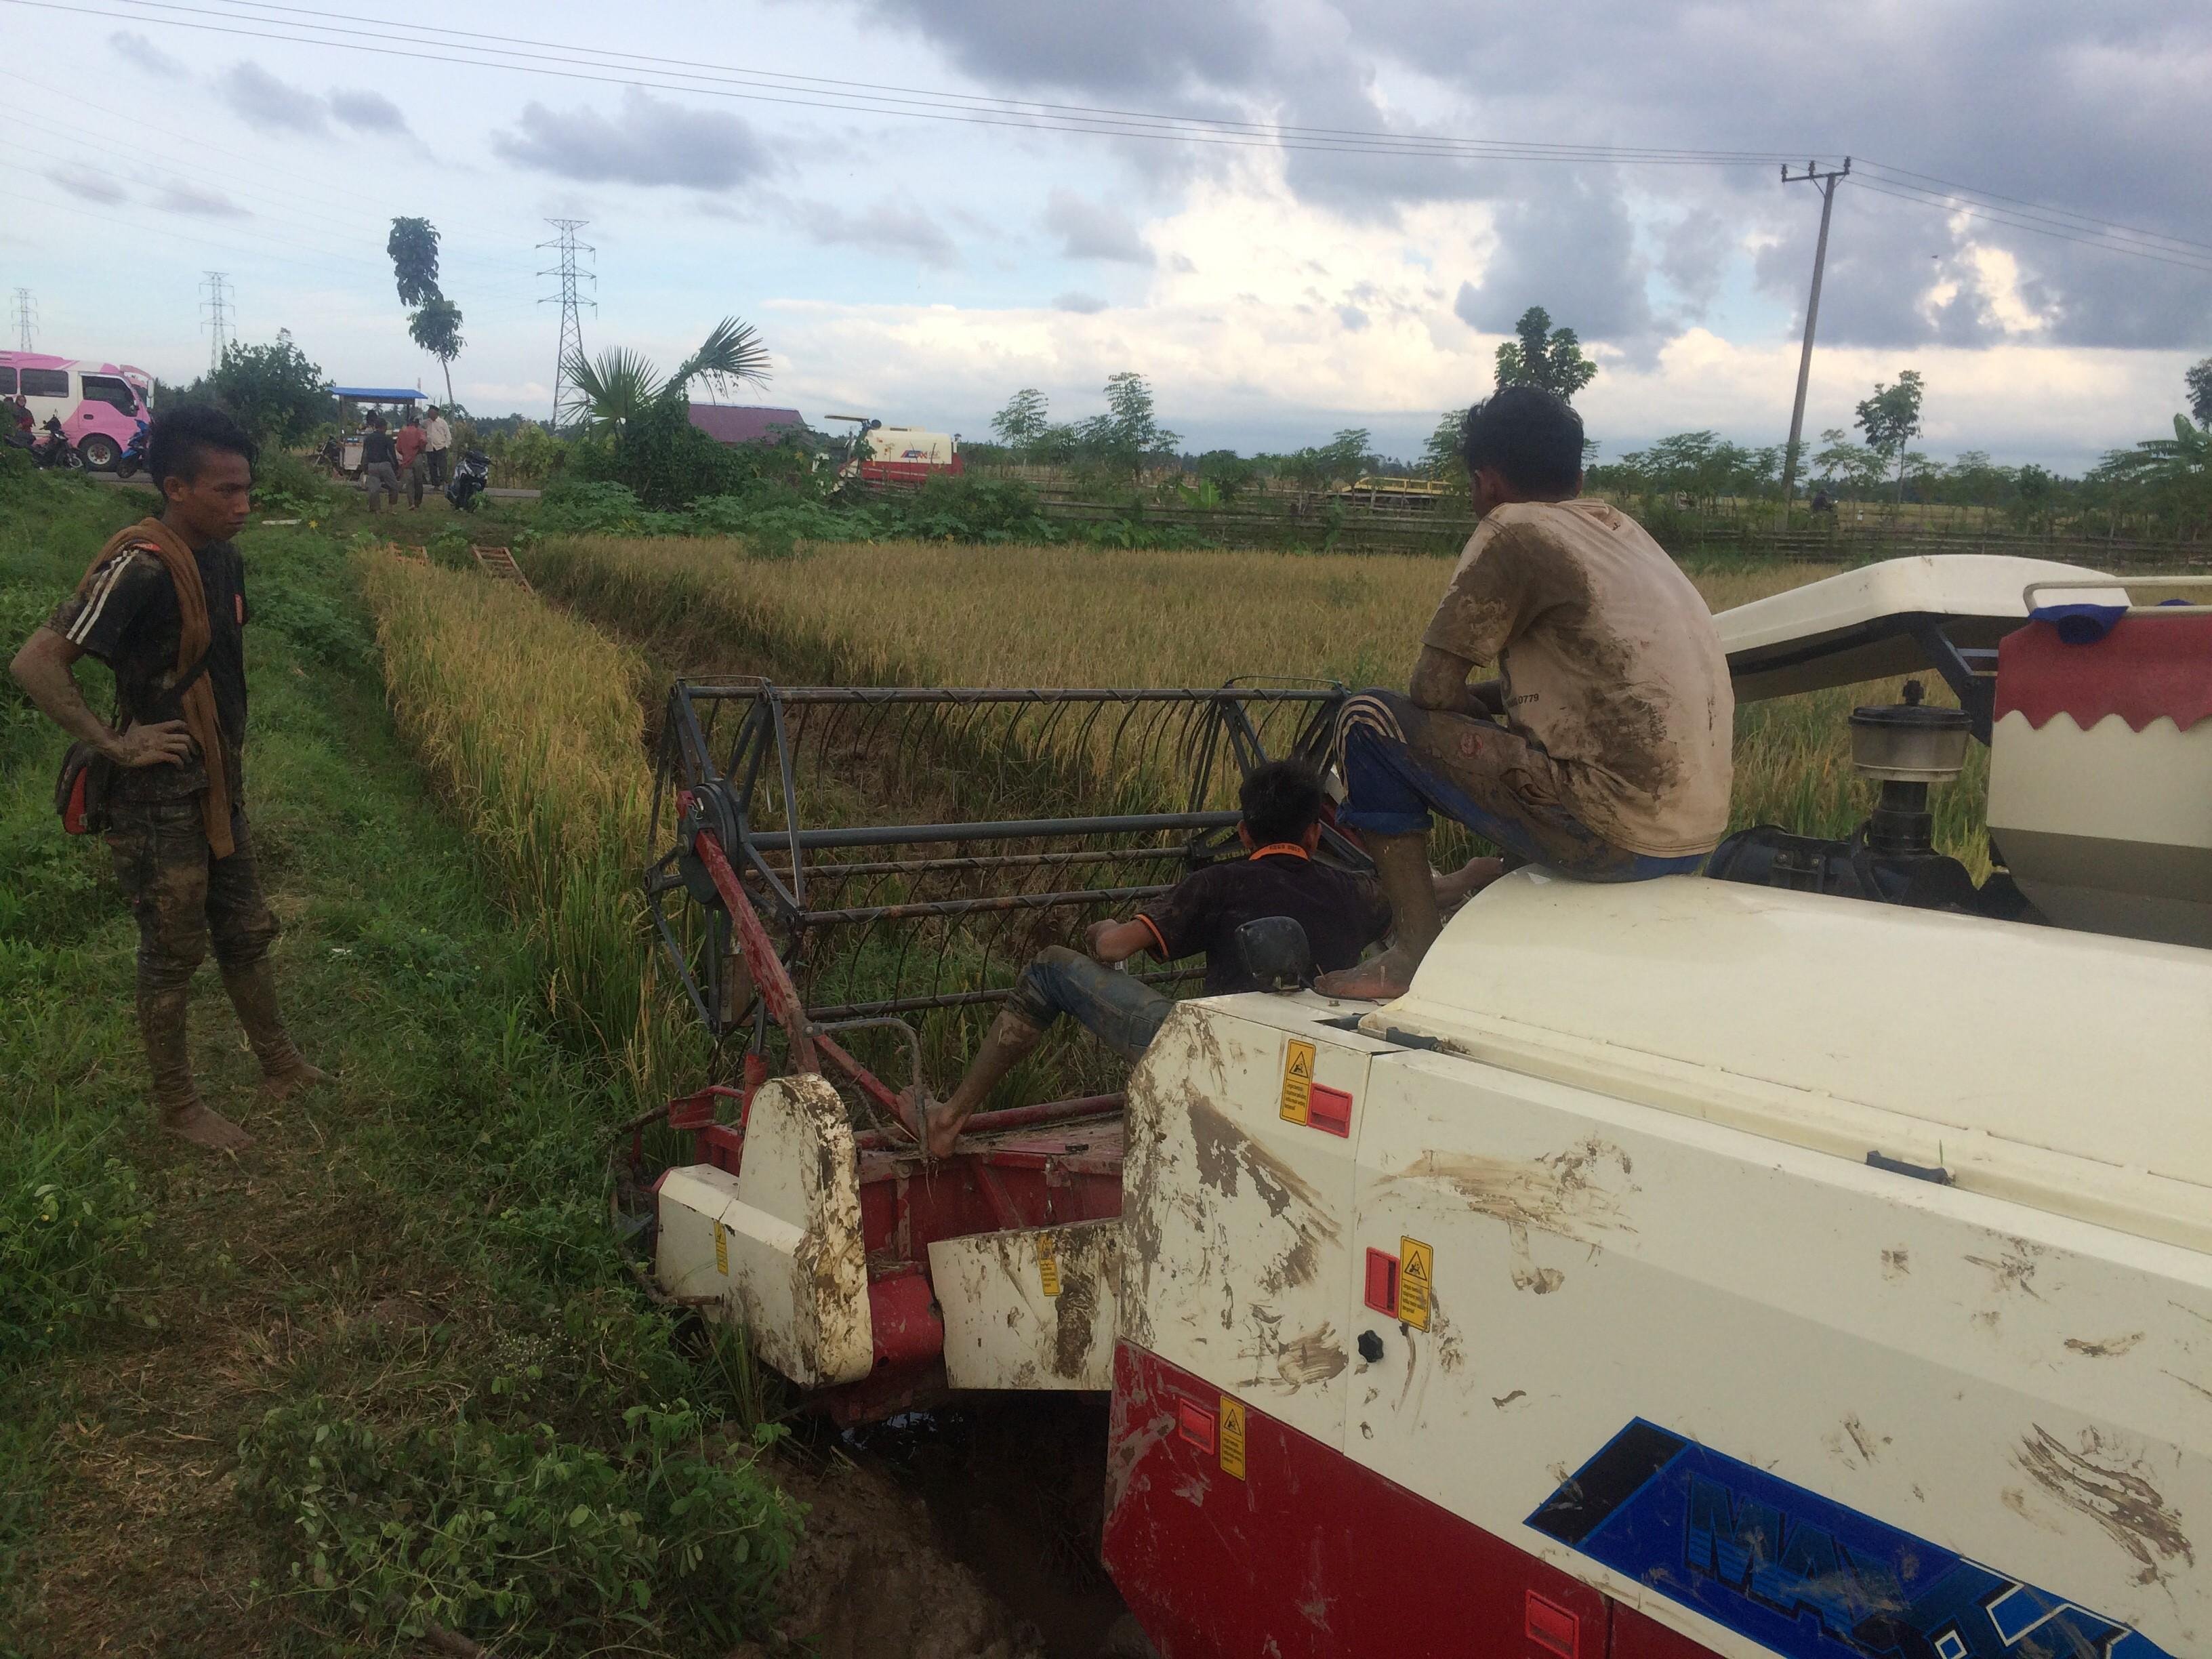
[647,678,1353,1044]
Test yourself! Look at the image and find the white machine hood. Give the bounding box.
[1367,871,2212,1252]
[1719,554,2127,701]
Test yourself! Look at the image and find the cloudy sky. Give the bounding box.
[5,0,2209,468]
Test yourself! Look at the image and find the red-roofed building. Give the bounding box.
[689,404,806,446]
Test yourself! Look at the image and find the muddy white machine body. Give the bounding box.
[647,557,2212,1658]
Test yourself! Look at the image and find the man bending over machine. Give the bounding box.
[924,760,1492,1157]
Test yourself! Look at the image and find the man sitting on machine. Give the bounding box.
[1314,385,1735,1002]
[923,759,1492,1157]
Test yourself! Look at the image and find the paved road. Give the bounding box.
[82,471,542,501]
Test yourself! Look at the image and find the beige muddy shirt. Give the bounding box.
[1422,499,1734,857]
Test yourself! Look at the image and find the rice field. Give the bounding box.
[357,549,699,1101]
[525,536,1992,870]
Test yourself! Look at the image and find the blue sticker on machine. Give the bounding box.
[1525,1420,2174,1658]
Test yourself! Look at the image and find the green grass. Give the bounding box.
[0,467,796,1656]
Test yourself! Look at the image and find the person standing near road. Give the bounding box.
[360,412,400,513]
[422,405,452,490]
[9,403,326,1151]
[393,411,428,510]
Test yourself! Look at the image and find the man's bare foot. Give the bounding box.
[1313,944,1424,1003]
[924,1098,968,1160]
[160,1100,255,1151]
[261,1060,329,1103]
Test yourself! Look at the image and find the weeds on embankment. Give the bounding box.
[3,474,796,1655]
[529,535,1992,868]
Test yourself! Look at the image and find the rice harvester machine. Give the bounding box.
[637,556,2212,1659]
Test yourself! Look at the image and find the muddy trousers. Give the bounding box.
[1333,689,1706,882]
[106,798,301,1110]
[1008,947,1174,1063]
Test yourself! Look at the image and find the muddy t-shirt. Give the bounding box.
[1422,499,1733,856]
[46,539,249,802]
[1139,848,1393,994]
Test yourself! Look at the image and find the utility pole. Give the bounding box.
[10,288,35,350]
[1778,157,1850,511]
[537,219,595,431]
[200,271,234,371]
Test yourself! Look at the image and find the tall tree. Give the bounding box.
[1493,306,1598,402]
[1421,410,1467,483]
[1854,370,1926,502]
[386,216,464,405]
[2188,357,2212,428]
[407,297,465,410]
[990,388,1050,453]
[1080,371,1180,475]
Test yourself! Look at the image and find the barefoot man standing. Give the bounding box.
[10,403,325,1149]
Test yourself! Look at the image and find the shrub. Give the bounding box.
[0,1105,154,1369]
[254,450,343,519]
[235,1395,798,1651]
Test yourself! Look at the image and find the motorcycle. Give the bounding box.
[445,447,490,512]
[32,415,81,472]
[115,419,149,481]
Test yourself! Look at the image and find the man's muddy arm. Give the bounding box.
[9,627,194,766]
[1084,918,1157,965]
[1408,646,1504,720]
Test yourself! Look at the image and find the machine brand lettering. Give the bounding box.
[1036,1232,1061,1298]
[1528,1420,2175,1659]
[1218,1397,1248,1480]
[1397,1236,1434,1331]
[1279,1038,1315,1126]
[713,1221,729,1276]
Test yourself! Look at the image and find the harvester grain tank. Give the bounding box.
[640,556,2211,1658]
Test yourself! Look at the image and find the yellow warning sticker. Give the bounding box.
[1037,1232,1061,1298]
[1218,1396,1248,1479]
[1398,1235,1434,1331]
[714,1221,729,1277]
[1279,1038,1316,1125]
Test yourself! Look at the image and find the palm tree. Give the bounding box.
[562,317,771,432]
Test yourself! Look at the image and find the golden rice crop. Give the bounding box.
[357,550,694,1099]
[529,535,1990,868]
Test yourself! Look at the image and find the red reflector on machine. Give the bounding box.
[1307,1083,1352,1136]
[1525,1590,1579,1657]
[1176,1399,1216,1454]
[1364,1248,1399,1316]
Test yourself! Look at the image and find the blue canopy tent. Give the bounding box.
[333,386,425,403]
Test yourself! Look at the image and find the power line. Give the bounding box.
[200,270,232,369]
[1853,159,2212,258]
[118,0,1807,163]
[13,0,2204,277]
[1842,176,2212,276]
[18,0,1799,167]
[538,219,592,432]
[11,287,35,350]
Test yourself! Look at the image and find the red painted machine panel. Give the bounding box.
[1103,1343,1663,1659]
